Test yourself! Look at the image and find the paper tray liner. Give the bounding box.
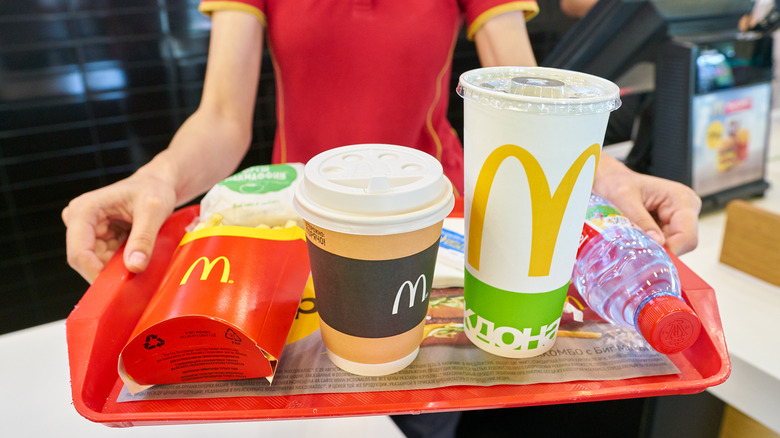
[66,201,730,426]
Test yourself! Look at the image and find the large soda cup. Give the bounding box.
[293,144,454,375]
[457,67,621,358]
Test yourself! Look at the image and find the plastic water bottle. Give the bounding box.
[571,193,701,354]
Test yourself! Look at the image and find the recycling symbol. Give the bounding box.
[225,329,242,343]
[143,334,165,350]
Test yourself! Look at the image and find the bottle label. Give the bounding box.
[577,222,601,256]
[577,200,634,256]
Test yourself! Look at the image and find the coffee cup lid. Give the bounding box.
[457,66,621,115]
[293,144,454,235]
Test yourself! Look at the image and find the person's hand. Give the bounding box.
[593,154,702,255]
[62,174,177,283]
[61,10,263,284]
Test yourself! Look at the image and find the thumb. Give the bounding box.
[123,204,171,274]
[615,200,666,247]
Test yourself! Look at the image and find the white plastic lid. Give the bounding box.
[457,66,622,115]
[293,144,455,235]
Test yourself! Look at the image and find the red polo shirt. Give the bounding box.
[199,0,538,194]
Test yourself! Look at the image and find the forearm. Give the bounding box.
[133,9,263,207]
[135,108,253,206]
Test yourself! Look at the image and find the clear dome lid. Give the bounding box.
[457,66,622,115]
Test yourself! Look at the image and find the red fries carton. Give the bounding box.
[118,224,310,394]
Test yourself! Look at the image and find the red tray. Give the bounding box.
[66,201,730,427]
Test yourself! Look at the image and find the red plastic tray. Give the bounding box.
[66,201,730,427]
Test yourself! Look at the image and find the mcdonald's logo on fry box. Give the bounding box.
[118,223,310,394]
[180,256,231,284]
[457,66,621,358]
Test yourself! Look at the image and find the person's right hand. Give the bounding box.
[62,174,177,284]
[62,10,265,284]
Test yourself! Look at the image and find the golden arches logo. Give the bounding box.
[180,256,231,285]
[468,143,600,277]
[392,274,428,315]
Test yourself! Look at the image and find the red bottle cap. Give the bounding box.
[637,295,701,354]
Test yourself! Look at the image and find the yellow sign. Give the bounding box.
[468,143,600,277]
[180,256,231,285]
[706,121,723,149]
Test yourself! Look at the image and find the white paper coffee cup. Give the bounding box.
[293,144,454,375]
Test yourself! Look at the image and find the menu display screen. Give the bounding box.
[695,37,773,94]
[691,82,771,196]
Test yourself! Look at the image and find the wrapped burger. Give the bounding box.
[199,163,304,228]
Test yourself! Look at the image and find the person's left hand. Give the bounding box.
[593,154,702,255]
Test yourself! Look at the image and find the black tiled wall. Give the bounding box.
[0,0,279,334]
[0,0,569,335]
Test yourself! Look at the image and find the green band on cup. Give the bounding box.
[464,270,568,355]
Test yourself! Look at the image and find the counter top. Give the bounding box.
[680,110,780,434]
[0,321,404,437]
